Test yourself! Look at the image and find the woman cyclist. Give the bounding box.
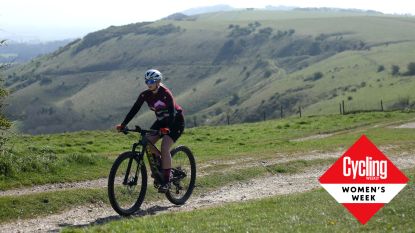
[116,69,185,193]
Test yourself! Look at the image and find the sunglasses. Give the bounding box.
[145,79,157,85]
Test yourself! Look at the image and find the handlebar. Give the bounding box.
[121,125,159,135]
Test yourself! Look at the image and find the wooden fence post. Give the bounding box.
[299,106,302,117]
[339,103,342,115]
[227,113,230,125]
[381,100,384,111]
[193,116,197,127]
[342,100,345,115]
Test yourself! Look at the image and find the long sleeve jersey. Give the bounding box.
[121,85,183,128]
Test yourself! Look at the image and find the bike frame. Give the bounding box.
[132,131,160,155]
[123,127,161,185]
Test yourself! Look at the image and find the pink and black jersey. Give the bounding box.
[121,85,183,128]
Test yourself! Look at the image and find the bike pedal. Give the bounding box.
[158,186,169,193]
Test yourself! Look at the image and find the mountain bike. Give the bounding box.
[108,125,196,216]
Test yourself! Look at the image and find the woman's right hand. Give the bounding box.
[116,124,125,132]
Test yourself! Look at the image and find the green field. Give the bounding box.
[0,111,414,225]
[2,111,415,190]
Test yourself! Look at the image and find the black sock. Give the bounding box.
[163,168,171,183]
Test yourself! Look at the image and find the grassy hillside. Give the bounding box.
[4,10,415,133]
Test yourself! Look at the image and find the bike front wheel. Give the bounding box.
[108,152,147,216]
[166,145,196,205]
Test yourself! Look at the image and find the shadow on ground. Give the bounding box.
[57,204,179,232]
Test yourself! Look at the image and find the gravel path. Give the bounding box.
[0,178,108,197]
[290,133,334,142]
[0,151,340,197]
[1,146,398,197]
[396,122,415,128]
[0,152,414,233]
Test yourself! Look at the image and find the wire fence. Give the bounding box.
[341,97,415,115]
[185,97,415,128]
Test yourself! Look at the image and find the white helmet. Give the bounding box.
[144,69,162,84]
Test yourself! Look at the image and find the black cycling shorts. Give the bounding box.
[150,113,185,142]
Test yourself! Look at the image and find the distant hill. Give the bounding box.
[181,4,235,15]
[0,40,73,63]
[294,7,383,14]
[264,5,296,11]
[4,10,415,134]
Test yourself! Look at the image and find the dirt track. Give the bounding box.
[0,151,340,197]
[396,122,415,128]
[1,151,414,233]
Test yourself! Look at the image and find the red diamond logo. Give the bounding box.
[319,135,409,224]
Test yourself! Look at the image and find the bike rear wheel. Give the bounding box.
[166,145,196,205]
[108,152,147,216]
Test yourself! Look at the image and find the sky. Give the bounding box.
[1,0,414,42]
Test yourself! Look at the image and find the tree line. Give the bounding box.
[378,62,415,76]
[0,40,11,130]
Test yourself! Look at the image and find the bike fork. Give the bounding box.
[122,157,134,185]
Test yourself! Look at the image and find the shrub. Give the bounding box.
[264,70,272,78]
[258,27,273,36]
[229,93,240,105]
[391,65,400,76]
[0,148,59,177]
[304,72,323,82]
[308,42,322,55]
[0,153,15,177]
[245,71,251,79]
[391,96,410,109]
[214,39,245,63]
[377,65,385,72]
[404,62,415,76]
[39,77,52,86]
